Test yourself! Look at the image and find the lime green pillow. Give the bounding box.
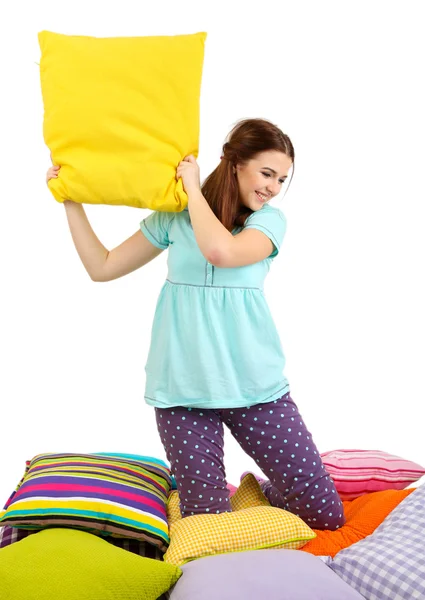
[39,30,207,211]
[0,528,181,600]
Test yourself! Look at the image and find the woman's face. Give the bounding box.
[235,150,293,211]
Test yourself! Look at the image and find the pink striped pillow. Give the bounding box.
[321,449,425,500]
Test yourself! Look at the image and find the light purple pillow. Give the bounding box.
[168,549,364,600]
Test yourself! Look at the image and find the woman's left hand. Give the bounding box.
[176,155,201,195]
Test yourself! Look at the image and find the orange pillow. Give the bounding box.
[301,488,414,558]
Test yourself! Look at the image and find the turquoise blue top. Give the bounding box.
[140,204,290,409]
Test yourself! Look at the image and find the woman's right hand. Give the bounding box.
[46,165,60,184]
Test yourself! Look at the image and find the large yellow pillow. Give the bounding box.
[39,30,207,211]
[164,474,316,566]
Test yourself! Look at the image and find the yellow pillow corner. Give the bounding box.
[230,473,271,511]
[38,30,207,211]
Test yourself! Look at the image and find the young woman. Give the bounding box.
[46,118,345,530]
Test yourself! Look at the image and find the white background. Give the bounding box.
[1,0,424,504]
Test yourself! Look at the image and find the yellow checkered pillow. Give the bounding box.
[39,30,206,211]
[164,474,315,565]
[164,506,315,566]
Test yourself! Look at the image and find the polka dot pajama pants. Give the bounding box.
[155,392,345,530]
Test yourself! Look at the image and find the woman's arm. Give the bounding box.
[187,189,273,267]
[186,188,234,263]
[46,164,163,281]
[63,201,163,282]
[176,156,273,267]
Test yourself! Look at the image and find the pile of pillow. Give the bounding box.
[1,448,424,600]
[164,457,425,600]
[0,457,317,599]
[0,452,181,600]
[168,484,425,600]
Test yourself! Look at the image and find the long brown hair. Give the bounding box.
[201,118,295,231]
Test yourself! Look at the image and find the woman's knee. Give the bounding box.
[311,500,346,530]
[301,477,346,530]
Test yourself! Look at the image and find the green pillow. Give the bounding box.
[0,528,181,600]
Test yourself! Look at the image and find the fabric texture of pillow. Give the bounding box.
[0,452,172,550]
[96,452,180,489]
[164,474,315,566]
[0,524,165,560]
[168,549,364,600]
[0,524,31,548]
[164,505,316,566]
[229,473,270,509]
[326,483,425,599]
[302,488,413,558]
[0,528,181,600]
[39,30,207,210]
[321,449,425,500]
[167,491,183,525]
[95,452,170,469]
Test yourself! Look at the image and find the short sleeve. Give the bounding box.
[244,205,287,258]
[140,211,173,250]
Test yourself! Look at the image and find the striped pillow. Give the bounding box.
[321,449,425,500]
[0,453,172,550]
[96,452,178,489]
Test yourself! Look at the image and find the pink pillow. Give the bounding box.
[227,483,238,497]
[321,449,425,500]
